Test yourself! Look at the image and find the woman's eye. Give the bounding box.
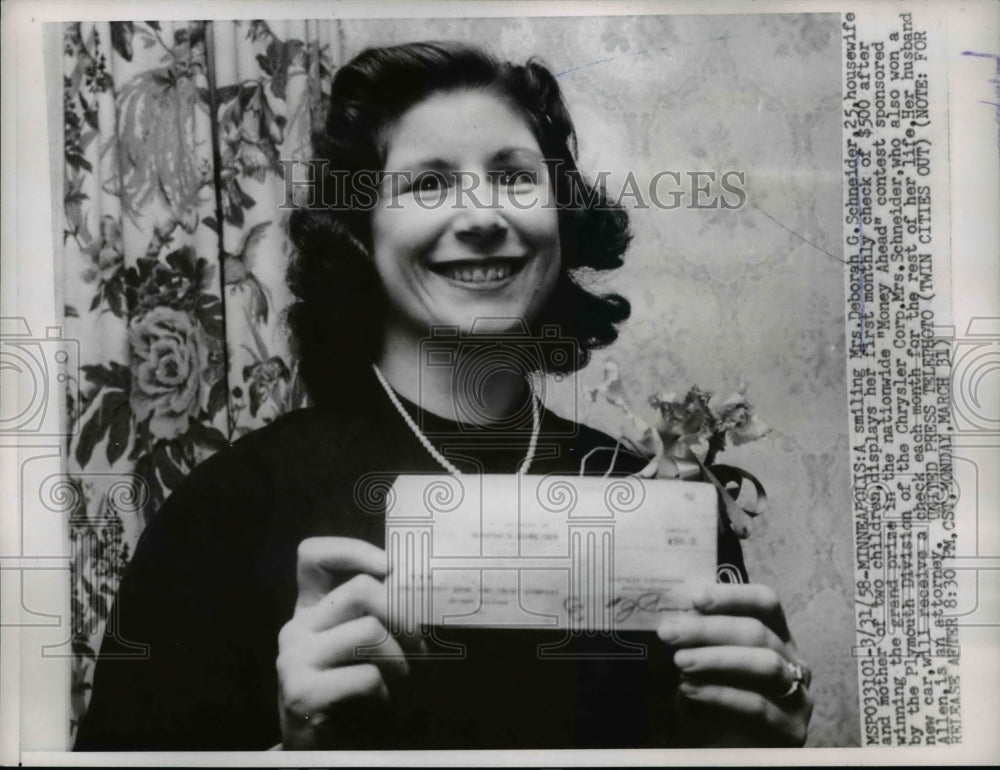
[412,173,447,194]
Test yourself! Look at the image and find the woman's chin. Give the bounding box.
[460,315,533,336]
[422,307,537,336]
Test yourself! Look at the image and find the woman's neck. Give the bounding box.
[376,337,531,426]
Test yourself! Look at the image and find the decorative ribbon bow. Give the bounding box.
[588,361,770,539]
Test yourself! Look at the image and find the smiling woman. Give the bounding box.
[284,42,633,415]
[75,41,813,751]
[371,90,562,342]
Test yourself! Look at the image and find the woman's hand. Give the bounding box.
[657,583,813,747]
[276,536,424,749]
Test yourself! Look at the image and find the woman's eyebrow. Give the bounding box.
[384,155,453,172]
[492,147,544,164]
[385,147,543,172]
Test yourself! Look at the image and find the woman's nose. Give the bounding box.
[453,201,509,250]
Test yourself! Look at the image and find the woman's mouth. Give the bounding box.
[427,257,527,288]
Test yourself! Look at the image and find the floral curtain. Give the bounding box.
[59,19,341,736]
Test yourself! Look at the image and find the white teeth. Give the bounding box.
[442,263,515,283]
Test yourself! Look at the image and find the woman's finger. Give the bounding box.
[294,573,427,656]
[692,583,791,642]
[298,572,386,631]
[677,681,810,746]
[281,663,390,723]
[296,537,387,608]
[288,615,411,678]
[674,645,808,696]
[657,613,786,654]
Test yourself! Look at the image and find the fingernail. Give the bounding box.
[678,681,700,697]
[658,615,696,644]
[657,621,678,644]
[674,650,695,670]
[692,587,712,609]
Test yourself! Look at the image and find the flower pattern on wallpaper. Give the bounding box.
[60,19,333,735]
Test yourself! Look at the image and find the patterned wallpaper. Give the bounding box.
[343,14,857,747]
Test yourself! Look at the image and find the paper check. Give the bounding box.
[383,474,717,632]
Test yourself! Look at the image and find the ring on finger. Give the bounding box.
[777,661,808,700]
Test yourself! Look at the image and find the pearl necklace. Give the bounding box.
[371,363,540,476]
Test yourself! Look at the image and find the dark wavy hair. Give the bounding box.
[286,41,632,405]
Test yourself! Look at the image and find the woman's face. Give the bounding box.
[371,88,561,340]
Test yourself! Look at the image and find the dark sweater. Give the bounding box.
[76,384,746,750]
